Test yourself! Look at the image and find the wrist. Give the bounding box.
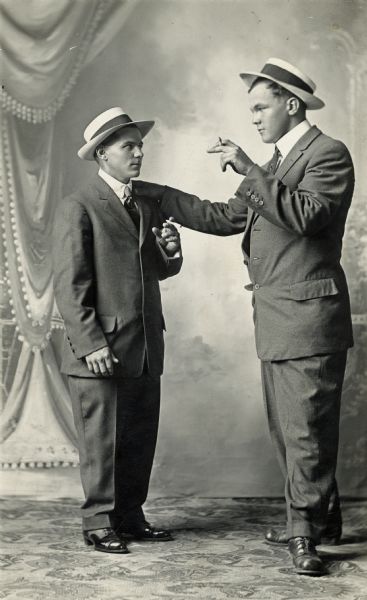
[244,160,254,175]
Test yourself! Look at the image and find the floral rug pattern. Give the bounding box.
[1,497,366,600]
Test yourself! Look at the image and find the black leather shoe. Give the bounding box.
[120,521,173,542]
[265,528,289,545]
[83,527,129,553]
[265,522,341,546]
[321,520,342,545]
[288,537,326,576]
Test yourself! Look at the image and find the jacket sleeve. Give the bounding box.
[52,198,108,359]
[232,140,355,236]
[155,240,183,281]
[134,181,248,235]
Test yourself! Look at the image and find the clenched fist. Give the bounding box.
[85,346,119,376]
[152,217,181,256]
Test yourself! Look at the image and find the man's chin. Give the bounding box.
[129,167,141,178]
[259,133,273,144]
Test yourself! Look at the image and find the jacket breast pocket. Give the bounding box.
[289,278,339,301]
[98,314,117,333]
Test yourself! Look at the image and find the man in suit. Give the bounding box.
[52,107,182,554]
[137,58,354,575]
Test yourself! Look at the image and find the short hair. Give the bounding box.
[249,77,306,114]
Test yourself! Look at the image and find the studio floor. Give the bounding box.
[1,489,366,600]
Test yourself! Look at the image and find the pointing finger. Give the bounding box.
[207,144,225,154]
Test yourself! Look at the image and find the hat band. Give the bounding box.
[90,114,134,140]
[261,64,313,95]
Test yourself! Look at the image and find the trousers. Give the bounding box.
[261,350,347,542]
[68,372,160,530]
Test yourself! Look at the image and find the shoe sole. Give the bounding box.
[84,537,129,553]
[265,537,340,547]
[93,546,130,554]
[295,568,326,576]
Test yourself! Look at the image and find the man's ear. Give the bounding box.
[96,146,107,161]
[287,96,301,116]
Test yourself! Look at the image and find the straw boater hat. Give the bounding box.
[239,57,324,110]
[78,107,155,161]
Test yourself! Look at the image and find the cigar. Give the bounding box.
[164,217,182,229]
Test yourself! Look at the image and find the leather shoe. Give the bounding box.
[288,536,326,576]
[119,520,173,542]
[321,520,342,545]
[265,528,289,545]
[83,527,129,553]
[265,522,341,546]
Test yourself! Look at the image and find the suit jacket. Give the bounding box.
[52,176,182,377]
[135,126,354,361]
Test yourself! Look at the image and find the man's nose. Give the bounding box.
[252,112,260,125]
[134,147,144,158]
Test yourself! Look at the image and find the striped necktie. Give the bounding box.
[267,146,282,174]
[123,186,140,229]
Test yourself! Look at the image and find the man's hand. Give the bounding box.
[152,217,181,256]
[207,138,254,175]
[85,346,119,376]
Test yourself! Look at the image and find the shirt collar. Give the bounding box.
[276,120,311,161]
[98,168,132,198]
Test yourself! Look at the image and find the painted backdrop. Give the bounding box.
[1,0,366,496]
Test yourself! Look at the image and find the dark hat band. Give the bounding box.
[261,64,313,95]
[91,114,134,139]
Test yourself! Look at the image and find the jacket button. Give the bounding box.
[246,190,251,196]
[254,283,260,290]
[251,194,256,200]
[258,200,264,206]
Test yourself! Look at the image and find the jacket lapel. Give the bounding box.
[94,176,139,240]
[134,191,153,248]
[276,126,322,180]
[250,127,323,230]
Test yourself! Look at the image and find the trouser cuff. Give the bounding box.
[82,513,113,531]
[287,524,321,544]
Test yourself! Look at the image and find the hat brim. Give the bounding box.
[78,120,155,161]
[239,71,324,110]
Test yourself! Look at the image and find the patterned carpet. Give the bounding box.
[1,497,366,600]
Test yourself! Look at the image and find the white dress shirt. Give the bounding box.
[98,168,132,204]
[276,120,311,164]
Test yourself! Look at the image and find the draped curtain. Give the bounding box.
[0,0,137,467]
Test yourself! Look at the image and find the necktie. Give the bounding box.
[123,186,140,229]
[267,146,282,174]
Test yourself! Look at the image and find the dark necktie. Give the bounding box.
[267,146,282,174]
[123,187,140,230]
